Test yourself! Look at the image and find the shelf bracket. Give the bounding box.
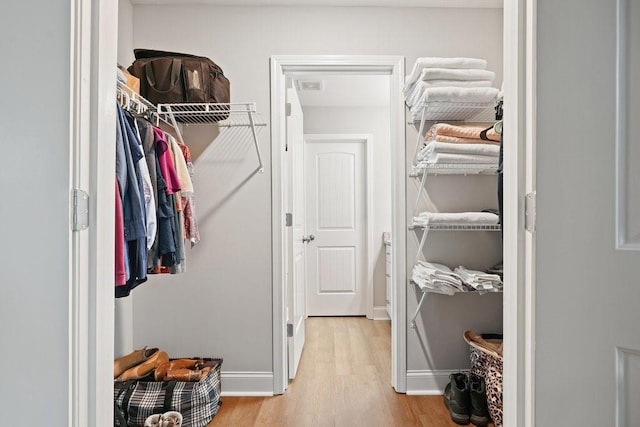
[246,103,264,173]
[410,288,427,329]
[414,227,430,264]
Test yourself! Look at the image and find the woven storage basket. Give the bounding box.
[464,331,503,427]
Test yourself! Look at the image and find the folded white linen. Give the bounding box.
[421,153,499,165]
[405,57,488,89]
[422,87,499,104]
[419,68,496,82]
[413,211,500,226]
[412,261,465,294]
[421,141,500,158]
[454,266,503,291]
[405,80,494,107]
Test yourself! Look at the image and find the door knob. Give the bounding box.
[302,234,315,243]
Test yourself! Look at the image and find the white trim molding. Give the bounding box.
[406,370,462,395]
[372,306,391,320]
[270,55,406,394]
[221,372,275,397]
[503,1,536,427]
[70,0,118,426]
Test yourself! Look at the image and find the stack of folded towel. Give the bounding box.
[454,265,503,292]
[411,261,503,295]
[413,123,501,172]
[411,261,465,295]
[412,211,500,227]
[405,57,500,119]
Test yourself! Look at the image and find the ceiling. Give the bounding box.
[131,0,502,8]
[294,75,390,108]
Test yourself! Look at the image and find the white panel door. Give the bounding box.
[533,1,640,425]
[286,87,306,379]
[305,138,366,316]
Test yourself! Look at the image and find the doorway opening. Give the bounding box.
[270,56,407,394]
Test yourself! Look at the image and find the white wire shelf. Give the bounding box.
[157,102,267,172]
[409,279,502,328]
[157,103,267,127]
[410,279,503,294]
[410,101,496,122]
[410,163,498,177]
[409,223,501,231]
[117,81,157,115]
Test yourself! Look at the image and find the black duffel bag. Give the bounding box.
[128,49,231,121]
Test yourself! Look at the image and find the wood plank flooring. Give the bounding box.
[210,317,490,427]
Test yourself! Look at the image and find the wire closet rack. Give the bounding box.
[116,82,267,172]
[157,103,267,172]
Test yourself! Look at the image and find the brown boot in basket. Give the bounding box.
[117,350,169,381]
[114,347,159,379]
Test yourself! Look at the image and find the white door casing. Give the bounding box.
[305,135,367,316]
[270,56,407,393]
[286,87,306,379]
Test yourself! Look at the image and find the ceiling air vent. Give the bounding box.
[295,79,324,91]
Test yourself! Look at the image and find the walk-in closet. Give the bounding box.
[111,2,506,426]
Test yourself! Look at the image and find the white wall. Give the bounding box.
[302,106,391,312]
[118,0,135,67]
[129,5,503,390]
[0,0,72,423]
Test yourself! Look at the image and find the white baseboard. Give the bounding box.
[406,369,467,395]
[220,371,274,396]
[372,305,390,320]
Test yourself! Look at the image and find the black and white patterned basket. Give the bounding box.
[114,358,222,427]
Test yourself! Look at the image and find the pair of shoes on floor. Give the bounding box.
[144,411,182,427]
[155,358,211,381]
[116,347,169,381]
[443,372,491,426]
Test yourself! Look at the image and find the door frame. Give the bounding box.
[503,0,537,426]
[303,133,375,318]
[71,0,118,426]
[270,55,407,393]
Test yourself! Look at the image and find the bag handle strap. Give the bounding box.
[479,125,494,141]
[163,380,178,413]
[145,59,181,93]
[114,381,137,427]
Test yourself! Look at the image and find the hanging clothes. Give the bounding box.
[114,84,202,292]
[115,106,148,298]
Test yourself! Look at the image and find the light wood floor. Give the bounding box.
[209,317,489,427]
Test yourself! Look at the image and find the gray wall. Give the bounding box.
[127,5,503,383]
[302,106,392,311]
[0,0,71,423]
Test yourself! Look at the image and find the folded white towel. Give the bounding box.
[405,57,488,89]
[421,141,500,158]
[454,266,502,291]
[421,153,498,165]
[412,261,465,294]
[405,80,494,107]
[414,211,500,226]
[422,87,499,104]
[419,68,496,82]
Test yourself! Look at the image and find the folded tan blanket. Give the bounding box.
[426,123,500,143]
[430,135,500,144]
